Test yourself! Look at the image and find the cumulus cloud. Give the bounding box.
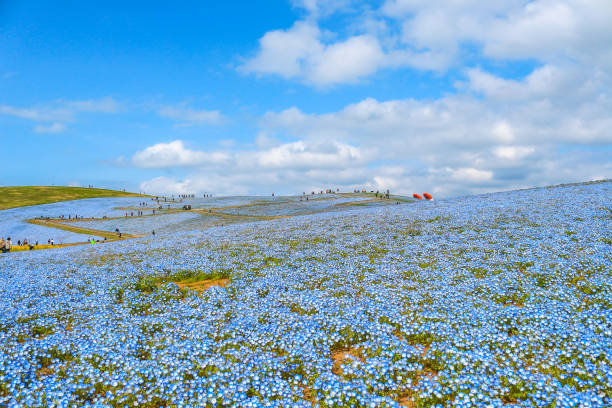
[384,0,612,67]
[132,139,363,171]
[132,140,230,168]
[134,139,372,195]
[240,21,390,86]
[242,1,612,84]
[256,140,363,168]
[257,87,610,195]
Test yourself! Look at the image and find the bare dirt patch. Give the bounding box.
[36,367,54,379]
[173,278,229,293]
[397,393,416,408]
[300,385,317,406]
[330,347,365,376]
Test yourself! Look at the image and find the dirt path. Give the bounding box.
[28,218,143,239]
[14,196,402,253]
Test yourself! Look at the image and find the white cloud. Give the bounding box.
[493,146,535,161]
[134,139,371,195]
[253,87,611,196]
[451,167,494,183]
[242,1,612,84]
[308,35,385,85]
[491,122,515,144]
[257,140,363,168]
[0,97,122,134]
[34,122,67,134]
[132,139,363,171]
[0,105,73,122]
[132,140,229,168]
[241,22,323,80]
[139,177,208,196]
[241,21,392,86]
[384,0,612,68]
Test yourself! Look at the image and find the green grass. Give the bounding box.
[0,186,147,210]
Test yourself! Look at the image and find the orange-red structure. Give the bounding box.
[413,193,423,200]
[423,193,433,200]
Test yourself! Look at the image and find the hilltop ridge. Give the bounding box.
[0,186,147,210]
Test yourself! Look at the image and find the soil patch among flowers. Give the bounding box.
[173,278,229,293]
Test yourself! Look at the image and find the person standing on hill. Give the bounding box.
[4,238,12,253]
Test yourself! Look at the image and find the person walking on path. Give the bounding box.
[3,237,12,253]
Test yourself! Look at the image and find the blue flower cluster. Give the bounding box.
[0,181,610,407]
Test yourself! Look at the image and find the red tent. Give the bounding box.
[423,193,433,200]
[413,193,423,200]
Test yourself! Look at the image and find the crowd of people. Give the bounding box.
[125,211,147,217]
[1,197,175,255]
[57,214,86,220]
[0,237,57,253]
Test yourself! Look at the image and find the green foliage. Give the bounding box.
[114,286,125,303]
[290,303,316,316]
[493,290,529,306]
[30,324,55,339]
[140,322,164,336]
[500,377,532,404]
[532,272,552,288]
[37,346,75,369]
[404,226,422,236]
[404,331,438,346]
[330,327,369,351]
[133,268,232,294]
[196,364,219,378]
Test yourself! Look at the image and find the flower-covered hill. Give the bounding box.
[0,181,610,407]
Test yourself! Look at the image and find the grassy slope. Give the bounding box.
[0,186,147,210]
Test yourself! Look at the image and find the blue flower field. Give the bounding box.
[0,182,610,407]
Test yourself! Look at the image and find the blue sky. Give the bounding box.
[1,0,610,196]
